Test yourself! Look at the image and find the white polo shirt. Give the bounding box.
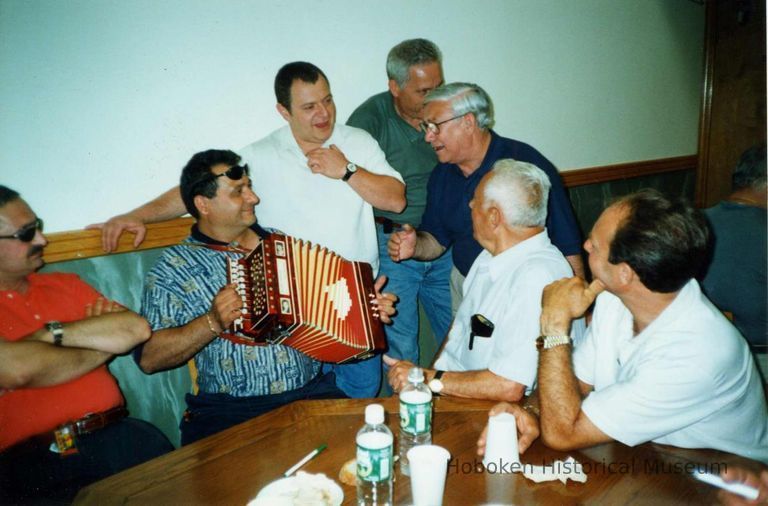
[238,124,403,275]
[574,280,768,463]
[434,231,585,394]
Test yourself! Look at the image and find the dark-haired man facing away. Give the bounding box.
[478,190,768,464]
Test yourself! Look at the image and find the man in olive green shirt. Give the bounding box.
[347,39,452,369]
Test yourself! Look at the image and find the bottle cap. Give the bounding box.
[408,367,424,383]
[365,403,385,425]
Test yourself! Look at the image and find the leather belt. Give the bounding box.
[374,216,403,234]
[33,406,129,445]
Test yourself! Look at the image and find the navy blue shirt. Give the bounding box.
[419,131,582,275]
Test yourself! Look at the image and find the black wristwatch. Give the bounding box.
[46,321,64,346]
[342,162,358,182]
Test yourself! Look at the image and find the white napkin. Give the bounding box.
[520,456,587,484]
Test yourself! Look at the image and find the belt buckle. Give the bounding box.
[75,411,101,435]
[53,423,79,455]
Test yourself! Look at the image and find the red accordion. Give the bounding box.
[224,233,386,363]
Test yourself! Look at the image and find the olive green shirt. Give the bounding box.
[347,91,437,227]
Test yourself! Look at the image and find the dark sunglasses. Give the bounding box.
[195,163,249,186]
[469,313,494,350]
[194,164,250,190]
[0,218,44,242]
[213,164,249,181]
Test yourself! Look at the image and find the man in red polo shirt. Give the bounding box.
[0,186,173,503]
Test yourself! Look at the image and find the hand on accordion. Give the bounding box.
[210,284,244,331]
[372,275,397,324]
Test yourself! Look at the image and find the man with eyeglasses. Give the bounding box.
[0,186,173,503]
[346,38,453,379]
[388,82,584,312]
[134,149,397,445]
[386,160,585,401]
[90,62,405,399]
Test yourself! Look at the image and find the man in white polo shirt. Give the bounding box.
[386,159,584,402]
[478,190,768,464]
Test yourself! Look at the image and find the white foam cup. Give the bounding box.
[482,412,520,473]
[407,444,450,506]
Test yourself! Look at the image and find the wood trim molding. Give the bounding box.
[560,155,697,187]
[694,0,716,208]
[43,155,697,264]
[43,217,195,264]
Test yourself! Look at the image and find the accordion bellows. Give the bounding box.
[225,233,386,363]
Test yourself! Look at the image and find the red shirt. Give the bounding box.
[0,273,123,450]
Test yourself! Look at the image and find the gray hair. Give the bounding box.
[484,159,551,227]
[386,38,442,88]
[732,145,767,191]
[425,82,494,130]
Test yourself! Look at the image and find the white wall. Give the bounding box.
[0,0,705,232]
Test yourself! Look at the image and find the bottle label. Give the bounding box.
[356,443,392,483]
[400,399,432,435]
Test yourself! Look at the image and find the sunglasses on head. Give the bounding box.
[193,164,250,192]
[0,218,43,242]
[213,164,249,181]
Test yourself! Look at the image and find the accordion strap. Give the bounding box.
[181,243,251,254]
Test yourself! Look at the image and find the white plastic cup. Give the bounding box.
[407,444,450,506]
[482,412,520,473]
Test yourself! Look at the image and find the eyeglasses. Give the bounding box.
[469,313,494,350]
[0,218,44,242]
[419,114,464,135]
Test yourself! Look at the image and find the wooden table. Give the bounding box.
[74,397,763,505]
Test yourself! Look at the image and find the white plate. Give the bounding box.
[249,472,343,506]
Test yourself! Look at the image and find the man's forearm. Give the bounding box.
[27,311,151,354]
[566,254,586,279]
[413,231,446,261]
[440,369,526,402]
[0,340,110,389]
[130,186,186,223]
[347,170,405,212]
[139,316,216,373]
[538,344,583,445]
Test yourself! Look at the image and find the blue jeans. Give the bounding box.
[324,353,382,399]
[376,223,453,365]
[181,372,345,445]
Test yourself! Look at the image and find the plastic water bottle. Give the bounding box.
[398,367,433,476]
[356,404,393,506]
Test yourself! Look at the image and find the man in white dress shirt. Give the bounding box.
[386,159,583,402]
[478,189,768,464]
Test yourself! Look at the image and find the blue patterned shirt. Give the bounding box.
[140,225,321,396]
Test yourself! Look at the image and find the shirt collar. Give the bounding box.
[449,129,500,180]
[190,222,270,245]
[635,279,698,339]
[485,230,552,281]
[277,124,339,154]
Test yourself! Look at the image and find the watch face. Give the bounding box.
[346,162,356,172]
[536,336,545,351]
[428,378,444,393]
